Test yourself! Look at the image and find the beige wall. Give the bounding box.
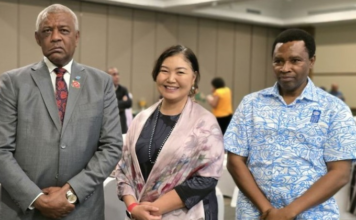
[0,0,280,110]
[314,23,356,108]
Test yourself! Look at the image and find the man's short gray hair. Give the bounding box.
[35,4,79,31]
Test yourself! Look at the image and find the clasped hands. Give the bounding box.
[131,202,162,220]
[260,207,296,220]
[33,183,75,219]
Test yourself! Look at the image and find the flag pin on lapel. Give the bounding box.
[71,77,80,88]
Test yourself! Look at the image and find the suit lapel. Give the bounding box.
[30,61,61,132]
[61,62,87,135]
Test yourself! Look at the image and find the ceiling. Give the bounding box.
[83,0,356,27]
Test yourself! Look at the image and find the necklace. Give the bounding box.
[148,104,180,164]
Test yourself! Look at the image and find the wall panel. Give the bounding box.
[265,29,280,87]
[0,0,18,73]
[197,19,217,109]
[80,2,107,71]
[250,26,268,93]
[155,13,178,56]
[216,21,235,106]
[53,0,81,62]
[178,16,198,53]
[233,24,251,107]
[314,24,356,73]
[107,6,133,91]
[313,23,356,108]
[132,10,156,108]
[154,13,178,100]
[19,0,49,66]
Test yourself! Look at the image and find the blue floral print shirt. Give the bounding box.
[224,78,356,220]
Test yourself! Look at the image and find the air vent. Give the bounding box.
[308,6,356,15]
[246,8,261,15]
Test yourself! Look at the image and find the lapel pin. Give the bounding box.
[71,80,80,89]
[75,76,81,80]
[310,110,321,123]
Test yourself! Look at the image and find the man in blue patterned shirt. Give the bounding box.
[224,28,356,220]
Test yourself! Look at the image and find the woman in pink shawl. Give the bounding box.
[116,45,224,220]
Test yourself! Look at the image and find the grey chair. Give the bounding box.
[103,177,126,220]
[216,186,225,220]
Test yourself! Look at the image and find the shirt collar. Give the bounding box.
[44,57,73,75]
[261,77,318,102]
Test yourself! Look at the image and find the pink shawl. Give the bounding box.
[116,98,224,219]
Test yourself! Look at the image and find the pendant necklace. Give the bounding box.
[148,104,180,164]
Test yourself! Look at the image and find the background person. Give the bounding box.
[207,77,233,134]
[0,4,122,220]
[224,28,356,220]
[107,67,132,133]
[329,83,345,101]
[116,45,224,220]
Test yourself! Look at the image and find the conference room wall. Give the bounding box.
[0,0,280,110]
[314,23,356,108]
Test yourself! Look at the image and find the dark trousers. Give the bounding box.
[216,114,232,135]
[119,111,128,134]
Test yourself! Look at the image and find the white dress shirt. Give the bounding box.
[44,56,73,91]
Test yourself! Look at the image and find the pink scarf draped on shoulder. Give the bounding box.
[116,98,224,220]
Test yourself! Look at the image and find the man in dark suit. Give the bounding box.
[0,4,122,220]
[107,67,132,133]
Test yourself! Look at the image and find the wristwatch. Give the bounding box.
[66,189,77,204]
[126,202,138,219]
[126,210,134,219]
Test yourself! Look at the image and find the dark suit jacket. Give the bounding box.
[115,85,132,133]
[0,61,122,220]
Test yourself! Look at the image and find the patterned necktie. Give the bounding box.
[54,67,68,124]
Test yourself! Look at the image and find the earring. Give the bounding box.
[192,86,195,90]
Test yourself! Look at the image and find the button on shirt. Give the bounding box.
[224,79,356,220]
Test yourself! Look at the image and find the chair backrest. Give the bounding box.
[215,186,224,220]
[103,177,126,220]
[230,186,239,208]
